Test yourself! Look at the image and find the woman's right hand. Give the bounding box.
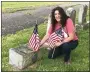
[40,42,43,47]
[40,34,49,47]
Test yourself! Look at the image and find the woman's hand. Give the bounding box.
[40,42,42,47]
[40,34,49,47]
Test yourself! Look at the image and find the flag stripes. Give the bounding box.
[48,32,62,48]
[48,28,68,48]
[28,24,40,51]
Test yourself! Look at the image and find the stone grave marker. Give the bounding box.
[9,44,42,70]
[66,7,76,24]
[78,4,88,25]
[46,14,51,34]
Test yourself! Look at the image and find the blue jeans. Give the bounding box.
[48,40,78,62]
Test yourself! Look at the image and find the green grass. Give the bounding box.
[2,2,89,22]
[2,22,89,71]
[1,2,89,71]
[2,2,64,13]
[2,23,47,71]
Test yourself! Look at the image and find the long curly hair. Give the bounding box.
[51,6,69,32]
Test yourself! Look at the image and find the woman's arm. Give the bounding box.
[55,18,75,47]
[63,18,75,42]
[40,24,52,47]
[63,32,75,42]
[40,33,49,47]
[55,32,75,47]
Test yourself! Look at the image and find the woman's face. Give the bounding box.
[54,10,61,22]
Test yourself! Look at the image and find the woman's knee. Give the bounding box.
[62,43,71,53]
[62,42,69,48]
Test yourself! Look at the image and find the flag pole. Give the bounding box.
[34,20,37,52]
[31,20,38,52]
[52,48,55,58]
[36,20,37,25]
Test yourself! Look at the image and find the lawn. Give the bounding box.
[1,1,89,71]
[2,2,65,13]
[2,23,89,71]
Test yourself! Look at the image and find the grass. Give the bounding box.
[2,2,65,13]
[2,1,89,22]
[2,23,47,71]
[2,22,89,71]
[1,2,89,71]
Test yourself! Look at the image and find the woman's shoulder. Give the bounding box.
[66,18,74,24]
[66,18,72,22]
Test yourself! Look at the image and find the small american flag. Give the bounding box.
[48,28,68,48]
[28,24,40,51]
[48,32,63,48]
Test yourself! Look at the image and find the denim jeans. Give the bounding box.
[48,40,78,62]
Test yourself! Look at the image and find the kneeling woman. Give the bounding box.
[40,6,78,64]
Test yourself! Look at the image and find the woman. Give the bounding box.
[40,6,78,64]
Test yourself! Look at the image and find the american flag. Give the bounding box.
[28,24,40,51]
[48,28,68,48]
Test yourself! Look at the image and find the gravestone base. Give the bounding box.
[83,22,89,30]
[75,24,83,31]
[9,44,42,70]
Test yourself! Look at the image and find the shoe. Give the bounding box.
[64,59,71,65]
[64,61,70,65]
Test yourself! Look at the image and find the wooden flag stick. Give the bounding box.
[36,20,37,25]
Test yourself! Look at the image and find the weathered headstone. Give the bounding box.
[78,4,88,25]
[83,21,89,30]
[66,7,76,24]
[46,14,51,34]
[9,44,42,69]
[75,24,83,31]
